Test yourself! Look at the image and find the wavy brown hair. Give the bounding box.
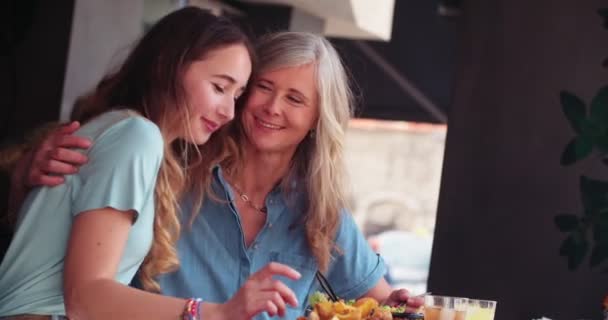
[73,7,254,292]
[191,32,354,272]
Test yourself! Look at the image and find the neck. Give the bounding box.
[232,144,295,200]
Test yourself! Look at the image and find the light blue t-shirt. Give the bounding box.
[0,110,163,315]
[157,166,386,319]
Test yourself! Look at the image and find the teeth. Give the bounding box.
[257,118,281,129]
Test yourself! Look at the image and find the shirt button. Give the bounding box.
[253,244,259,250]
[268,223,273,229]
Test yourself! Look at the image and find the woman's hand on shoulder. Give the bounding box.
[26,121,91,187]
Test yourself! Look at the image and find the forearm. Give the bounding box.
[361,278,392,302]
[65,279,188,320]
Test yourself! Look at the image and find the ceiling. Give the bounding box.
[226,0,460,124]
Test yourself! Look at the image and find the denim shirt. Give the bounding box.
[157,166,386,319]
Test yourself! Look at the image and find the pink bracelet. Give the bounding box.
[182,298,203,320]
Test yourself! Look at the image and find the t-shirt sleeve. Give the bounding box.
[326,210,387,299]
[71,117,164,222]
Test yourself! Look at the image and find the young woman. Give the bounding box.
[9,32,423,320]
[0,7,252,320]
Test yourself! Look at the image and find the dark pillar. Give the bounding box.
[429,0,608,319]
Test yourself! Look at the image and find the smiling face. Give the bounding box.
[241,63,319,156]
[180,44,252,145]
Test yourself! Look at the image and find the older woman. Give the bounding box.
[8,32,422,320]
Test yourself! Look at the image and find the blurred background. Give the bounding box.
[2,0,607,319]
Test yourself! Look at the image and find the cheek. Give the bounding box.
[290,109,317,131]
[187,85,219,114]
[244,91,268,112]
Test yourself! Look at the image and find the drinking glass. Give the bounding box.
[465,299,496,320]
[424,295,468,320]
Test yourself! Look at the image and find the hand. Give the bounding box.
[215,262,301,320]
[26,121,92,187]
[382,289,424,312]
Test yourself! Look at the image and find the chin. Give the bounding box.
[194,136,210,145]
[184,133,210,146]
[250,140,283,153]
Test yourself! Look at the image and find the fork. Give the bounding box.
[314,271,339,302]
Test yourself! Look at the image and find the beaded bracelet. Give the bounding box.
[182,297,203,320]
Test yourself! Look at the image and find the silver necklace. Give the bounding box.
[232,184,268,214]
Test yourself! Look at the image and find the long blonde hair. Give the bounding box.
[195,32,354,272]
[74,7,254,292]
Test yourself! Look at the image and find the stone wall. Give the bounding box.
[345,119,446,237]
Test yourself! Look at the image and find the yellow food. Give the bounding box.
[354,297,379,318]
[307,297,392,320]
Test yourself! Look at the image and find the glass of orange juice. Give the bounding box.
[424,295,468,320]
[465,299,496,320]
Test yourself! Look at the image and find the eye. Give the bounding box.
[256,82,272,91]
[287,95,304,105]
[213,83,225,94]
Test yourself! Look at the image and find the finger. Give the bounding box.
[252,262,301,281]
[392,289,410,302]
[51,148,88,165]
[31,174,65,187]
[260,279,298,307]
[254,293,280,317]
[406,296,424,308]
[58,121,82,135]
[264,291,287,317]
[56,134,92,149]
[405,305,423,313]
[42,159,79,175]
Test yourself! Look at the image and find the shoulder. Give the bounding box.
[335,209,358,241]
[84,111,164,159]
[105,113,163,146]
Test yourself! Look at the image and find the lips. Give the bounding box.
[254,116,283,130]
[202,117,219,132]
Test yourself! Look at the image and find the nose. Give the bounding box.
[263,94,281,116]
[217,98,235,122]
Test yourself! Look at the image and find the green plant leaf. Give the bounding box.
[589,243,608,267]
[580,118,605,138]
[599,8,608,28]
[559,235,575,256]
[593,135,608,153]
[590,86,608,128]
[568,231,589,270]
[554,214,580,232]
[580,176,608,214]
[593,212,608,243]
[560,91,586,133]
[560,137,593,165]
